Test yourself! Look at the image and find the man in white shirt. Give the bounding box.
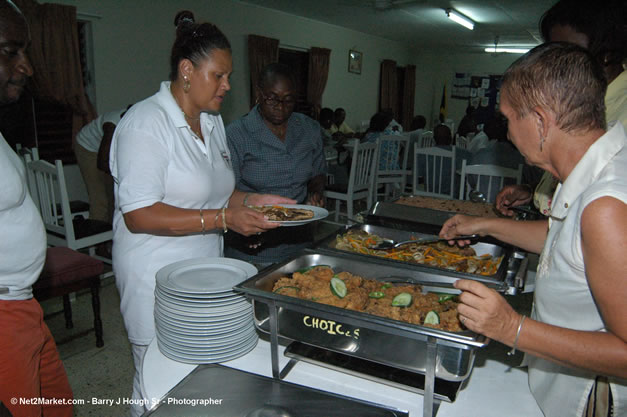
[0,1,73,415]
[75,107,129,223]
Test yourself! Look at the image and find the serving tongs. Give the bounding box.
[368,234,478,250]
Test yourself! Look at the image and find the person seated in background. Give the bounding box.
[225,63,327,268]
[318,107,334,146]
[363,111,395,143]
[416,123,470,196]
[468,115,525,170]
[75,106,131,224]
[381,108,403,133]
[409,114,426,133]
[363,111,403,171]
[433,123,453,146]
[330,107,355,137]
[456,105,477,138]
[466,116,527,200]
[406,115,427,173]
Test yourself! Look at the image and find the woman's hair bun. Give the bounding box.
[174,10,195,27]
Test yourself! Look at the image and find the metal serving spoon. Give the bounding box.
[469,190,487,203]
[368,235,478,250]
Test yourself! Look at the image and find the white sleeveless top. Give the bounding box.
[528,123,627,417]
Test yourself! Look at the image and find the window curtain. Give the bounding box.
[306,47,331,120]
[379,59,398,119]
[248,34,279,108]
[14,0,96,138]
[400,65,416,131]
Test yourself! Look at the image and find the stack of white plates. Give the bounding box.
[154,257,258,364]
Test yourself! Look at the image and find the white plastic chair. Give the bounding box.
[456,136,469,150]
[372,134,409,205]
[416,130,434,148]
[412,146,457,199]
[17,143,90,218]
[459,161,523,203]
[25,156,112,263]
[324,139,377,223]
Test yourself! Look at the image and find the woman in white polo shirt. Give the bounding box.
[109,11,292,416]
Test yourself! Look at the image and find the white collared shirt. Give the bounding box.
[528,123,627,417]
[110,81,235,344]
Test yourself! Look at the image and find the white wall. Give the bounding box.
[52,0,414,131]
[47,0,519,198]
[412,50,520,131]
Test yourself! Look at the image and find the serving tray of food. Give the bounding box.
[234,253,489,383]
[313,223,527,293]
[364,199,498,236]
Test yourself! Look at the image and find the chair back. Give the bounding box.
[456,136,469,150]
[459,161,523,203]
[25,156,77,247]
[375,135,409,175]
[346,139,377,196]
[16,144,40,192]
[413,146,456,199]
[417,130,434,148]
[372,134,410,203]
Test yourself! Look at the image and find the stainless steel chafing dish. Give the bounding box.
[234,253,490,417]
[314,223,528,294]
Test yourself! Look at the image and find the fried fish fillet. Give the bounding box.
[253,205,314,221]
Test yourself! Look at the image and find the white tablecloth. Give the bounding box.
[142,337,543,417]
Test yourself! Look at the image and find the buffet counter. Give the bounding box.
[141,334,543,417]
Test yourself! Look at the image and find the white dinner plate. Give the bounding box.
[156,320,254,337]
[156,257,257,294]
[157,336,258,364]
[261,204,328,226]
[157,331,258,356]
[156,324,255,347]
[155,287,245,305]
[155,299,252,319]
[154,311,253,331]
[154,293,250,314]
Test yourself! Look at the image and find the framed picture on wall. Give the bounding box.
[348,50,362,74]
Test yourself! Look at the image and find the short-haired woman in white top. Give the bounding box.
[439,43,627,417]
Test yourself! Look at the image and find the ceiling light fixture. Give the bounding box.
[484,47,530,54]
[446,8,474,30]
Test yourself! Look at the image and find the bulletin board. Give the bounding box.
[452,73,502,126]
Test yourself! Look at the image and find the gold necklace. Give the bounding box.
[170,86,201,121]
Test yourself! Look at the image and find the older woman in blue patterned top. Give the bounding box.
[225,63,327,267]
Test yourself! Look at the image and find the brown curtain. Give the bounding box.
[307,47,331,120]
[248,34,279,108]
[400,65,416,131]
[15,0,96,138]
[379,59,398,119]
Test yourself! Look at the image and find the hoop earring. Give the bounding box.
[183,76,191,93]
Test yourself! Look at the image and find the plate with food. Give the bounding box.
[251,204,328,226]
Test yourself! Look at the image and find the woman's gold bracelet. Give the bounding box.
[213,210,221,231]
[221,207,228,233]
[199,209,205,234]
[507,315,526,356]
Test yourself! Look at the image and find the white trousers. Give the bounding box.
[130,343,149,417]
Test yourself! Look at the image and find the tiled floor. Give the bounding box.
[39,220,342,417]
[42,277,134,417]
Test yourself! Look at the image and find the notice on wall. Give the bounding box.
[451,73,503,125]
